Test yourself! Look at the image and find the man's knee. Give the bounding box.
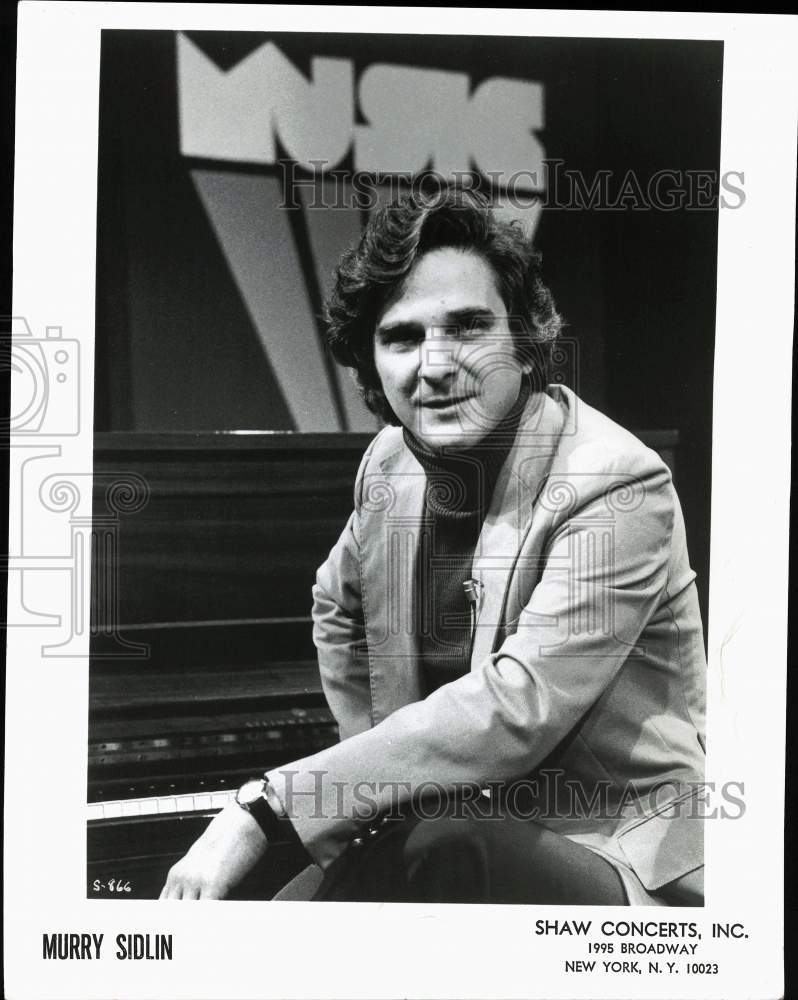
[403,815,490,900]
[404,814,482,859]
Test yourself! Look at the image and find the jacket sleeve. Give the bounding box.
[311,436,379,742]
[268,452,675,870]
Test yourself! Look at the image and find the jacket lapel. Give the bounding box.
[469,391,566,670]
[360,442,426,724]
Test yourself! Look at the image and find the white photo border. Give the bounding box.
[7,5,796,999]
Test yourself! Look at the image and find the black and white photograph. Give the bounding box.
[5,5,795,999]
[88,27,720,908]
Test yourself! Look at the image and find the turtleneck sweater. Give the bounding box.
[403,383,530,694]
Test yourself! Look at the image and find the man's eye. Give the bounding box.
[458,319,491,338]
[384,333,419,347]
[432,322,491,340]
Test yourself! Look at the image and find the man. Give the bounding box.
[162,186,706,905]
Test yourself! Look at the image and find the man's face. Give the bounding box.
[374,247,526,450]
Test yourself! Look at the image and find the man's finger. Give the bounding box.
[163,879,185,899]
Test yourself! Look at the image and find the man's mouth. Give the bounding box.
[421,395,472,410]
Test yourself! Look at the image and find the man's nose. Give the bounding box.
[418,334,458,385]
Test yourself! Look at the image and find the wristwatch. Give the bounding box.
[235,775,297,845]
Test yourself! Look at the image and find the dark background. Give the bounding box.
[94,30,722,627]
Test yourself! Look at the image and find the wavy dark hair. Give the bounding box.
[324,185,563,424]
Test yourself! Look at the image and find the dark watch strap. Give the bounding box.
[239,781,303,848]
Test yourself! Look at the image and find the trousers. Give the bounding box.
[289,807,628,905]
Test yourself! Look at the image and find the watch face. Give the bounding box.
[236,778,265,806]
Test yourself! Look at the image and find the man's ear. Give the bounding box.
[517,346,539,376]
[513,332,538,375]
[520,338,550,386]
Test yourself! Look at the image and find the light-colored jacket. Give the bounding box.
[267,386,706,903]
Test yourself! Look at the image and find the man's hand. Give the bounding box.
[160,803,268,899]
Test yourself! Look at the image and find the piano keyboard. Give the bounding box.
[89,784,496,823]
[87,789,236,822]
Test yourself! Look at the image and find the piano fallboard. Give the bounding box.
[89,652,338,802]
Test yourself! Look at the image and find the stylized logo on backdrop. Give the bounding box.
[176,34,546,432]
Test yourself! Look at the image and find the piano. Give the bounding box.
[87,432,372,899]
[87,428,679,900]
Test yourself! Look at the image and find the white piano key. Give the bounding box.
[210,791,235,810]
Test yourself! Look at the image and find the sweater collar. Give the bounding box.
[402,381,530,518]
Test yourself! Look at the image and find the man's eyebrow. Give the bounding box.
[376,307,496,338]
[443,307,496,327]
[374,320,423,340]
